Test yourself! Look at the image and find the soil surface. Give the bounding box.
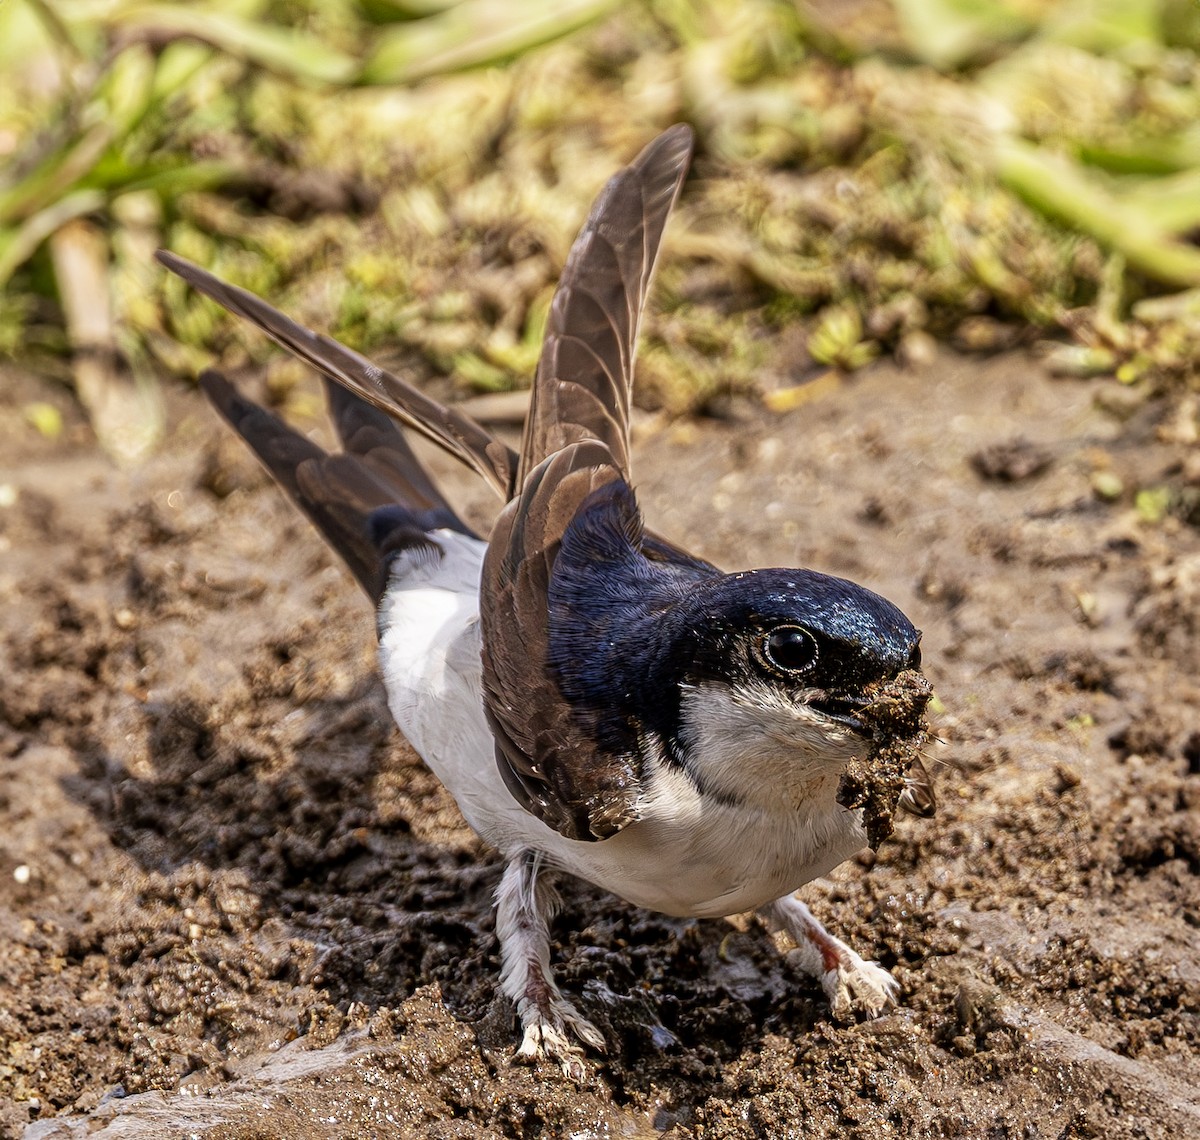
[2,351,1199,1139]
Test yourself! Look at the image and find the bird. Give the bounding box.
[156,124,935,1075]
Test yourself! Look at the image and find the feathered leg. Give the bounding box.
[495,852,605,1077]
[761,894,899,1019]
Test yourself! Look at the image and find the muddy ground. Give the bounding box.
[1,350,1198,1139]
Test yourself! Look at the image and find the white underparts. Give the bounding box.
[375,530,891,1053]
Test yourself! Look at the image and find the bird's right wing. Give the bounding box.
[157,250,517,499]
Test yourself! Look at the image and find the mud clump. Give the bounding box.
[836,668,933,849]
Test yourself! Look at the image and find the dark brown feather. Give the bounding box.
[200,369,440,602]
[323,376,458,517]
[159,242,707,568]
[481,127,696,841]
[482,441,636,839]
[158,250,516,498]
[518,123,693,486]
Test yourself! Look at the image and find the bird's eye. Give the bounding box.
[762,625,819,674]
[909,643,923,670]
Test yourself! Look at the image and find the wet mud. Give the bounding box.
[2,352,1198,1138]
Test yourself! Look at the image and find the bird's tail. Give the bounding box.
[201,369,471,603]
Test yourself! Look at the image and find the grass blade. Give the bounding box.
[49,218,163,465]
[115,4,358,85]
[359,0,618,85]
[997,138,1200,288]
[1119,168,1200,235]
[0,189,105,287]
[892,0,1032,70]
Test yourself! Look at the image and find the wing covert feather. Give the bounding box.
[481,442,640,841]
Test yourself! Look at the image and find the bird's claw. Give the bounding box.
[818,949,900,1020]
[514,997,605,1081]
[766,893,902,1020]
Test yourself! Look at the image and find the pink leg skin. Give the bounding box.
[495,853,605,1079]
[761,893,900,1020]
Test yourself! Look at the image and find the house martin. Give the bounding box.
[156,124,934,1075]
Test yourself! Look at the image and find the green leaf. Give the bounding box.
[0,189,106,287]
[1078,132,1200,176]
[892,0,1033,70]
[997,138,1200,288]
[0,125,111,226]
[1038,0,1161,53]
[360,0,618,85]
[23,401,64,439]
[97,43,158,138]
[1135,486,1171,523]
[115,5,358,85]
[1119,168,1200,236]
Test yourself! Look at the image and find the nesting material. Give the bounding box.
[836,669,933,849]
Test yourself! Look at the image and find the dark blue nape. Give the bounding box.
[545,482,710,755]
[543,481,921,758]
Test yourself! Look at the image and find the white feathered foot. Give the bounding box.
[495,853,605,1079]
[761,893,900,1020]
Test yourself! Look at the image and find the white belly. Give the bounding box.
[376,529,867,919]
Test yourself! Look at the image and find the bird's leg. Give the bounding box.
[760,893,899,1019]
[495,852,605,1077]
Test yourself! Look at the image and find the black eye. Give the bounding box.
[909,643,923,670]
[762,625,819,674]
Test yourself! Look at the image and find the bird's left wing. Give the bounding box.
[156,250,517,499]
[481,127,697,842]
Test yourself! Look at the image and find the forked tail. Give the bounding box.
[201,369,472,603]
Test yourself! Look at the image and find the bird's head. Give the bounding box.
[663,568,929,813]
[545,483,931,828]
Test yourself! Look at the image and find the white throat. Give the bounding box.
[677,680,865,811]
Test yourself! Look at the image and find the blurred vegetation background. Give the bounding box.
[4,0,1200,463]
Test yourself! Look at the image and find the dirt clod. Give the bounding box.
[837,668,933,848]
[970,437,1054,482]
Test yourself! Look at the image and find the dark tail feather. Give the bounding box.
[323,377,461,520]
[200,369,444,602]
[158,249,518,499]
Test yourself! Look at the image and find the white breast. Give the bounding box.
[376,531,867,919]
[538,735,868,919]
[376,530,526,844]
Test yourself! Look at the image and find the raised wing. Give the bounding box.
[483,442,637,840]
[157,250,517,499]
[518,123,693,486]
[481,126,696,842]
